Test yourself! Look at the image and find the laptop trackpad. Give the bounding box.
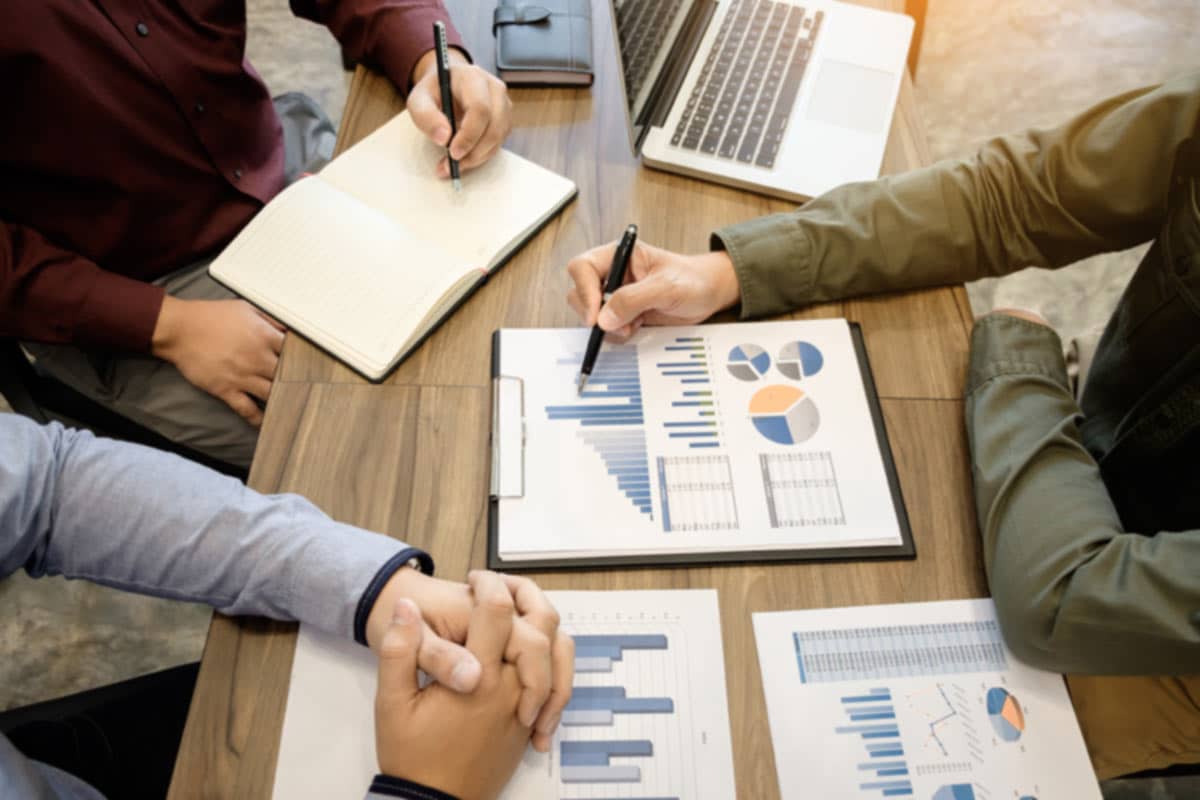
[804,60,896,135]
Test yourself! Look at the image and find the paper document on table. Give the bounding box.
[490,319,912,568]
[752,598,1102,800]
[271,590,736,800]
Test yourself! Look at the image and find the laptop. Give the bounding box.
[613,0,914,201]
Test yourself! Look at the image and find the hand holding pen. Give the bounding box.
[577,224,639,394]
[405,25,514,185]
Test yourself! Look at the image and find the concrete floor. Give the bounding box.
[1,0,1196,794]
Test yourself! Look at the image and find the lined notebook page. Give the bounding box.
[209,178,470,376]
[319,111,576,269]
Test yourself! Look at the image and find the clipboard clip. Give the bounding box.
[490,374,526,499]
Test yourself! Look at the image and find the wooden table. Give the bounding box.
[170,2,983,797]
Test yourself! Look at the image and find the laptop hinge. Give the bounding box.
[635,0,718,151]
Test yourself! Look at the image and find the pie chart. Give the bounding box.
[932,786,976,800]
[986,687,1025,742]
[776,341,824,380]
[727,344,770,381]
[748,385,820,445]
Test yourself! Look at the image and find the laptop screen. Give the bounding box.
[610,0,703,146]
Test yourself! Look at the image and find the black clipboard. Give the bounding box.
[487,323,915,571]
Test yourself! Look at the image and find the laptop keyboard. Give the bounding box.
[671,0,824,168]
[616,0,688,105]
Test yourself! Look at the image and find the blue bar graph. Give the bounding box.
[558,633,682,792]
[656,337,722,450]
[567,686,675,714]
[833,687,913,798]
[560,739,653,779]
[565,634,671,712]
[548,347,653,518]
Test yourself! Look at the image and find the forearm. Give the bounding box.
[966,316,1200,673]
[289,0,467,93]
[0,417,426,639]
[1,221,163,351]
[717,71,1200,317]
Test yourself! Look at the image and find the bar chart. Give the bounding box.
[560,634,678,793]
[792,620,1009,683]
[501,591,735,800]
[546,347,653,518]
[834,687,913,797]
[655,336,722,450]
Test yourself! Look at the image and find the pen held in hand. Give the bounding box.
[433,21,462,192]
[577,224,639,394]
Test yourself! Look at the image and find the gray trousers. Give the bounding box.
[24,94,336,469]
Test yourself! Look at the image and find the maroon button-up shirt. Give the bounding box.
[0,0,462,352]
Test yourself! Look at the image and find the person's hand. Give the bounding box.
[366,568,573,753]
[984,307,1052,327]
[407,47,512,178]
[374,574,533,799]
[151,296,285,427]
[566,240,741,339]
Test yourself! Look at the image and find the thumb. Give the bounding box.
[406,80,453,148]
[597,277,671,332]
[376,598,424,703]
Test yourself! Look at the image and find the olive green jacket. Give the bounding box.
[713,71,1200,674]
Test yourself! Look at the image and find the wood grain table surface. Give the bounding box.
[170,2,985,797]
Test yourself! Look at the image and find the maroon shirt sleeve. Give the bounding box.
[290,0,468,94]
[1,221,165,352]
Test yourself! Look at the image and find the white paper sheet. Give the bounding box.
[272,590,736,800]
[495,319,904,560]
[752,599,1102,800]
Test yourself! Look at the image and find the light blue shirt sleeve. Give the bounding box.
[0,414,429,799]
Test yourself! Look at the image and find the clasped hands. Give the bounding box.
[367,568,573,800]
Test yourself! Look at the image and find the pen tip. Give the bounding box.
[452,178,462,192]
[577,374,589,395]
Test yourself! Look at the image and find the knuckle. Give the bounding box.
[482,592,515,614]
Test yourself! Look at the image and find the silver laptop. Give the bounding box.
[613,0,913,201]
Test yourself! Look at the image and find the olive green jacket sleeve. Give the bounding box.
[965,316,1200,674]
[710,71,1200,674]
[713,71,1200,319]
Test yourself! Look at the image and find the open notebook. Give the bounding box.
[209,112,577,380]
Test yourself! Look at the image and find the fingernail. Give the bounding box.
[597,308,618,330]
[450,144,465,160]
[450,657,481,691]
[392,598,418,625]
[434,126,450,145]
[538,711,561,735]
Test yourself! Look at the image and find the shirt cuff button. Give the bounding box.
[233,169,243,180]
[135,22,149,37]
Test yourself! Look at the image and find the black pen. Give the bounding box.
[578,224,639,394]
[433,21,461,192]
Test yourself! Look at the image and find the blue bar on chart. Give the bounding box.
[792,620,1009,683]
[832,687,913,797]
[562,686,674,727]
[570,634,669,674]
[547,347,653,519]
[656,337,721,450]
[560,740,651,783]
